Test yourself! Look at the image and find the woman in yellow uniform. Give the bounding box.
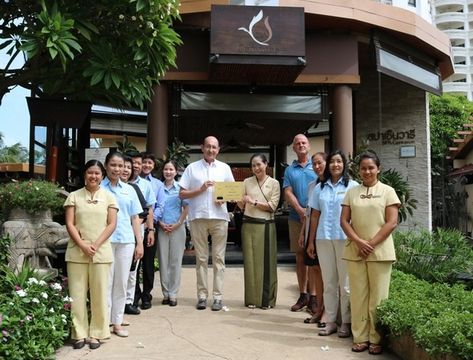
[341,151,400,355]
[64,160,118,350]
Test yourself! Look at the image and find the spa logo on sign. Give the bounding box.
[238,10,273,46]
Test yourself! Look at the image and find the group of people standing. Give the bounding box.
[64,151,188,350]
[64,133,400,355]
[284,134,401,355]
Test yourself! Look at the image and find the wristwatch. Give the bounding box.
[148,228,156,232]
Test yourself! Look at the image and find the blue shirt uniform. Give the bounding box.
[143,174,165,222]
[283,159,316,222]
[131,176,156,208]
[308,178,358,240]
[158,181,188,224]
[102,177,142,244]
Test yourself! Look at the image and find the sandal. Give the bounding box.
[369,343,383,355]
[351,342,369,352]
[318,322,337,336]
[89,338,101,350]
[303,312,322,324]
[72,339,86,349]
[317,322,326,328]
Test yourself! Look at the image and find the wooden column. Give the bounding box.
[332,85,354,156]
[147,84,168,158]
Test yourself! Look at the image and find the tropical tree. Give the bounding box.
[0,133,29,163]
[429,94,473,170]
[429,94,473,230]
[1,0,182,108]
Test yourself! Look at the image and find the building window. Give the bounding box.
[408,0,416,6]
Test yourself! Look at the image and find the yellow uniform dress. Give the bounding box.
[64,187,118,340]
[241,176,280,308]
[342,181,400,344]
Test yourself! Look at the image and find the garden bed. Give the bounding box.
[378,271,473,360]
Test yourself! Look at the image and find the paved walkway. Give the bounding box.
[56,266,399,360]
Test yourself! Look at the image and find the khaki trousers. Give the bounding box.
[347,260,392,344]
[190,219,228,300]
[67,262,111,340]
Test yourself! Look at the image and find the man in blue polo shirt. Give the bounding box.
[283,134,317,312]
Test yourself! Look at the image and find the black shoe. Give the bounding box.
[89,339,101,350]
[169,299,177,307]
[72,339,86,349]
[196,298,207,310]
[162,297,170,305]
[124,304,141,315]
[141,301,152,310]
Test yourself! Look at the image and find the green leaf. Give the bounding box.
[48,47,58,59]
[63,38,82,52]
[111,73,121,88]
[90,70,105,86]
[136,0,146,11]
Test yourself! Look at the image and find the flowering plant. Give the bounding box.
[0,180,64,216]
[0,262,71,359]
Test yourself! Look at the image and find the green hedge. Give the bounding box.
[377,271,473,360]
[394,228,473,284]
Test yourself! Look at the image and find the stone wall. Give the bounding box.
[354,71,431,230]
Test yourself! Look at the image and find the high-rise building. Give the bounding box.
[431,0,473,99]
[376,0,433,22]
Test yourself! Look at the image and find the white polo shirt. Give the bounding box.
[179,158,234,221]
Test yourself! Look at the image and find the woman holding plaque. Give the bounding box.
[237,153,280,309]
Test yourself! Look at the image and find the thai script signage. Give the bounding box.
[367,129,416,145]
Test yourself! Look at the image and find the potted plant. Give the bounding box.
[0,180,64,222]
[0,180,67,275]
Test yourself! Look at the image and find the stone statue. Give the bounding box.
[1,208,69,276]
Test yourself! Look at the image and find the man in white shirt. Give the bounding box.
[179,136,234,311]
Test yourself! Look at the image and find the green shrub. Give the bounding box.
[394,228,473,284]
[0,263,71,360]
[0,180,64,217]
[377,271,473,360]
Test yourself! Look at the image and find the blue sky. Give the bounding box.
[0,86,30,146]
[0,47,30,147]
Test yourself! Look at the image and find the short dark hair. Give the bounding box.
[126,150,142,159]
[249,153,268,166]
[141,152,156,164]
[84,160,106,177]
[160,160,179,181]
[122,154,133,166]
[358,150,380,167]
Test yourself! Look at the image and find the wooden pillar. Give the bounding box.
[147,84,168,158]
[332,85,354,156]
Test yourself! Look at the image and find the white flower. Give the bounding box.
[63,296,73,303]
[41,292,48,299]
[35,187,39,191]
[62,319,67,324]
[25,315,32,321]
[16,289,27,297]
[52,325,56,330]
[50,283,62,291]
[131,16,136,21]
[61,314,66,319]
[49,308,55,313]
[32,298,40,304]
[118,14,125,20]
[38,280,47,286]
[27,277,38,285]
